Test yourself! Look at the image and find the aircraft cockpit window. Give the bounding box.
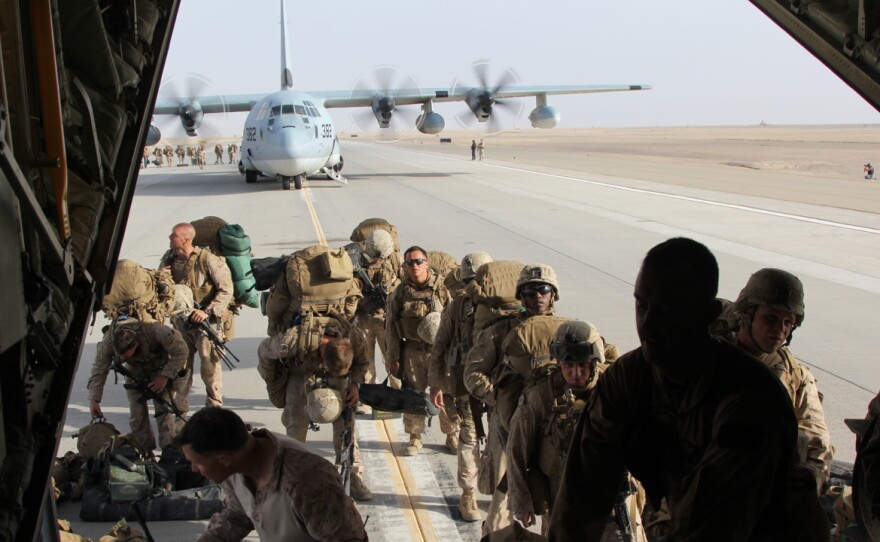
[256,102,270,121]
[281,105,294,114]
[294,104,305,115]
[270,105,282,117]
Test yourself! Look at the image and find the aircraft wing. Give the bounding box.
[316,84,652,109]
[151,85,651,115]
[153,93,265,114]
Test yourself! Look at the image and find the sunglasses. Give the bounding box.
[404,258,427,267]
[521,284,554,297]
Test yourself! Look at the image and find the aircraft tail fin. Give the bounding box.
[280,0,294,89]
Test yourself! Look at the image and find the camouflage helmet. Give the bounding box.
[734,268,805,326]
[417,312,443,344]
[460,252,493,281]
[515,263,560,301]
[364,229,394,259]
[550,320,605,365]
[305,388,344,424]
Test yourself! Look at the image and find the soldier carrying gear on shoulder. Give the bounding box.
[161,223,235,408]
[87,318,189,453]
[507,320,647,540]
[729,268,832,493]
[353,229,401,392]
[385,246,457,457]
[427,251,493,522]
[464,262,568,537]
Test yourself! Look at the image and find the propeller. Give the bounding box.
[451,60,524,135]
[349,65,423,142]
[155,73,228,139]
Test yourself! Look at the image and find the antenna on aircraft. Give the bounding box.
[280,0,294,89]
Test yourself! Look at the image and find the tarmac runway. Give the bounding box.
[58,129,880,541]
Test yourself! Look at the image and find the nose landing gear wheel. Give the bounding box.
[245,169,257,183]
[280,176,291,190]
[294,175,303,190]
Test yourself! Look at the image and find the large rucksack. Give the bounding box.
[350,218,402,271]
[494,315,570,433]
[427,250,458,278]
[264,245,361,336]
[102,260,175,323]
[467,260,524,333]
[191,216,259,308]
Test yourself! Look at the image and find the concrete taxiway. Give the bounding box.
[58,128,880,541]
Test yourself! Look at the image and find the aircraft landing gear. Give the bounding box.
[280,175,290,190]
[294,175,303,190]
[245,169,257,183]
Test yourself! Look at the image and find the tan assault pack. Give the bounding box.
[494,315,570,432]
[467,260,524,333]
[427,250,458,278]
[265,245,361,336]
[102,260,175,323]
[350,218,402,270]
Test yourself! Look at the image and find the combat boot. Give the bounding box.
[350,473,373,501]
[405,434,422,456]
[445,433,459,455]
[459,487,480,522]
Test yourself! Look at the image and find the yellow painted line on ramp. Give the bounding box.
[305,191,435,541]
[303,184,328,246]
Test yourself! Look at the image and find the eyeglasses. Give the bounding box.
[404,258,427,267]
[521,284,554,297]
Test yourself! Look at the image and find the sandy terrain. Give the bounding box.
[157,124,880,212]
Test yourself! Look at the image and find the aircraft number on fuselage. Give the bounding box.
[245,126,257,142]
[321,124,333,138]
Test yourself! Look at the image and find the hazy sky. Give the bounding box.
[158,0,880,137]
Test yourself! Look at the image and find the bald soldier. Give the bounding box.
[161,223,234,408]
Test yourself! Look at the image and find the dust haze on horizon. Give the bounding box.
[156,0,880,139]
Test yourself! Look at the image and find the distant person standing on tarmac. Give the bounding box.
[865,163,874,180]
[471,140,477,160]
[478,139,485,160]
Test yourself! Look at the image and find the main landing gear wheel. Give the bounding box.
[245,169,257,183]
[294,175,303,190]
[281,176,291,190]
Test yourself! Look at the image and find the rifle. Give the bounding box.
[356,268,388,315]
[112,360,185,420]
[187,305,241,370]
[613,473,636,542]
[339,404,354,497]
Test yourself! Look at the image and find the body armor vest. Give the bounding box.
[396,273,446,342]
[171,249,216,307]
[537,374,588,478]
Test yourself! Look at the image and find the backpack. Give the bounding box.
[265,245,361,336]
[76,417,121,461]
[349,218,402,270]
[467,260,524,333]
[427,250,458,278]
[190,216,259,308]
[102,260,175,323]
[494,315,570,432]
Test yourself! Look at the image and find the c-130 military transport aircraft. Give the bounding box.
[152,0,651,190]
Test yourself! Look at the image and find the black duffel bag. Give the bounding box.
[79,485,225,522]
[250,256,290,291]
[359,378,440,417]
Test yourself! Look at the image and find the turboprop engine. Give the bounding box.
[528,105,560,129]
[146,125,161,146]
[371,95,395,128]
[178,101,204,136]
